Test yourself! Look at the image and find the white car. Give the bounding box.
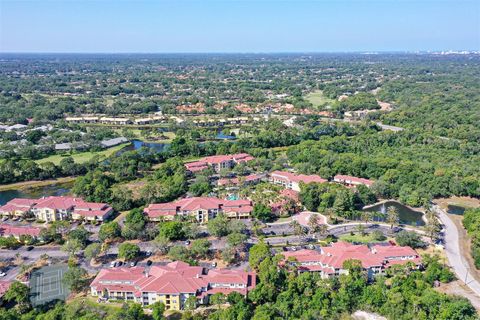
[109,261,116,268]
[0,272,6,277]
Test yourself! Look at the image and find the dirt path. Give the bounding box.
[436,280,480,312]
[0,176,76,191]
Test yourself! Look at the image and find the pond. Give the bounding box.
[0,182,73,205]
[447,204,466,215]
[216,132,237,140]
[121,140,170,153]
[362,200,425,226]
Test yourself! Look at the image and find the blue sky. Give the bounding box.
[0,0,479,53]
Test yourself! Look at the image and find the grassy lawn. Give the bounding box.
[35,143,130,165]
[113,129,176,143]
[305,90,334,107]
[273,216,293,223]
[68,295,124,313]
[339,232,388,244]
[435,196,480,210]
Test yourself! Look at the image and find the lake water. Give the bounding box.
[216,132,236,140]
[447,204,466,215]
[0,182,73,205]
[363,200,425,226]
[121,140,170,153]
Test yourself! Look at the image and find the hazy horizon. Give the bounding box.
[1,0,479,53]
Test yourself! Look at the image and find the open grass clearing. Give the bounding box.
[35,143,130,165]
[305,90,334,107]
[435,196,480,211]
[338,232,391,244]
[113,129,176,143]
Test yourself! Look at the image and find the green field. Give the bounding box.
[305,90,334,107]
[35,143,130,165]
[113,129,176,143]
[338,232,388,244]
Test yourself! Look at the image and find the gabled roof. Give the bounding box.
[0,224,42,237]
[271,171,327,184]
[3,198,38,208]
[144,197,252,218]
[144,203,178,218]
[334,175,374,187]
[372,245,419,258]
[281,241,420,270]
[73,201,112,218]
[33,196,81,210]
[176,197,224,211]
[185,153,255,169]
[91,260,256,296]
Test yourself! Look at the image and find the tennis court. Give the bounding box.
[29,264,70,306]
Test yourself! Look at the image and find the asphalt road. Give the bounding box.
[435,205,480,297]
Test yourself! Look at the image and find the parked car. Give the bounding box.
[25,246,34,251]
[130,261,137,267]
[146,260,152,266]
[109,261,117,268]
[185,240,191,245]
[146,251,152,256]
[117,261,123,267]
[0,272,6,277]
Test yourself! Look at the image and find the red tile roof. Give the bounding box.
[0,198,38,214]
[281,241,420,271]
[144,197,252,219]
[334,175,374,187]
[144,203,178,218]
[91,261,256,297]
[372,245,419,259]
[33,196,82,210]
[185,153,254,171]
[0,281,12,298]
[0,224,42,237]
[280,189,300,201]
[73,201,112,218]
[185,161,209,172]
[271,171,327,184]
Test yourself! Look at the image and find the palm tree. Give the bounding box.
[424,208,441,241]
[251,219,263,237]
[308,214,320,234]
[100,242,110,257]
[361,211,372,225]
[386,206,400,229]
[317,224,329,239]
[290,220,306,239]
[324,208,336,224]
[356,223,366,236]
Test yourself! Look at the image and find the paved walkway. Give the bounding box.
[435,205,480,297]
